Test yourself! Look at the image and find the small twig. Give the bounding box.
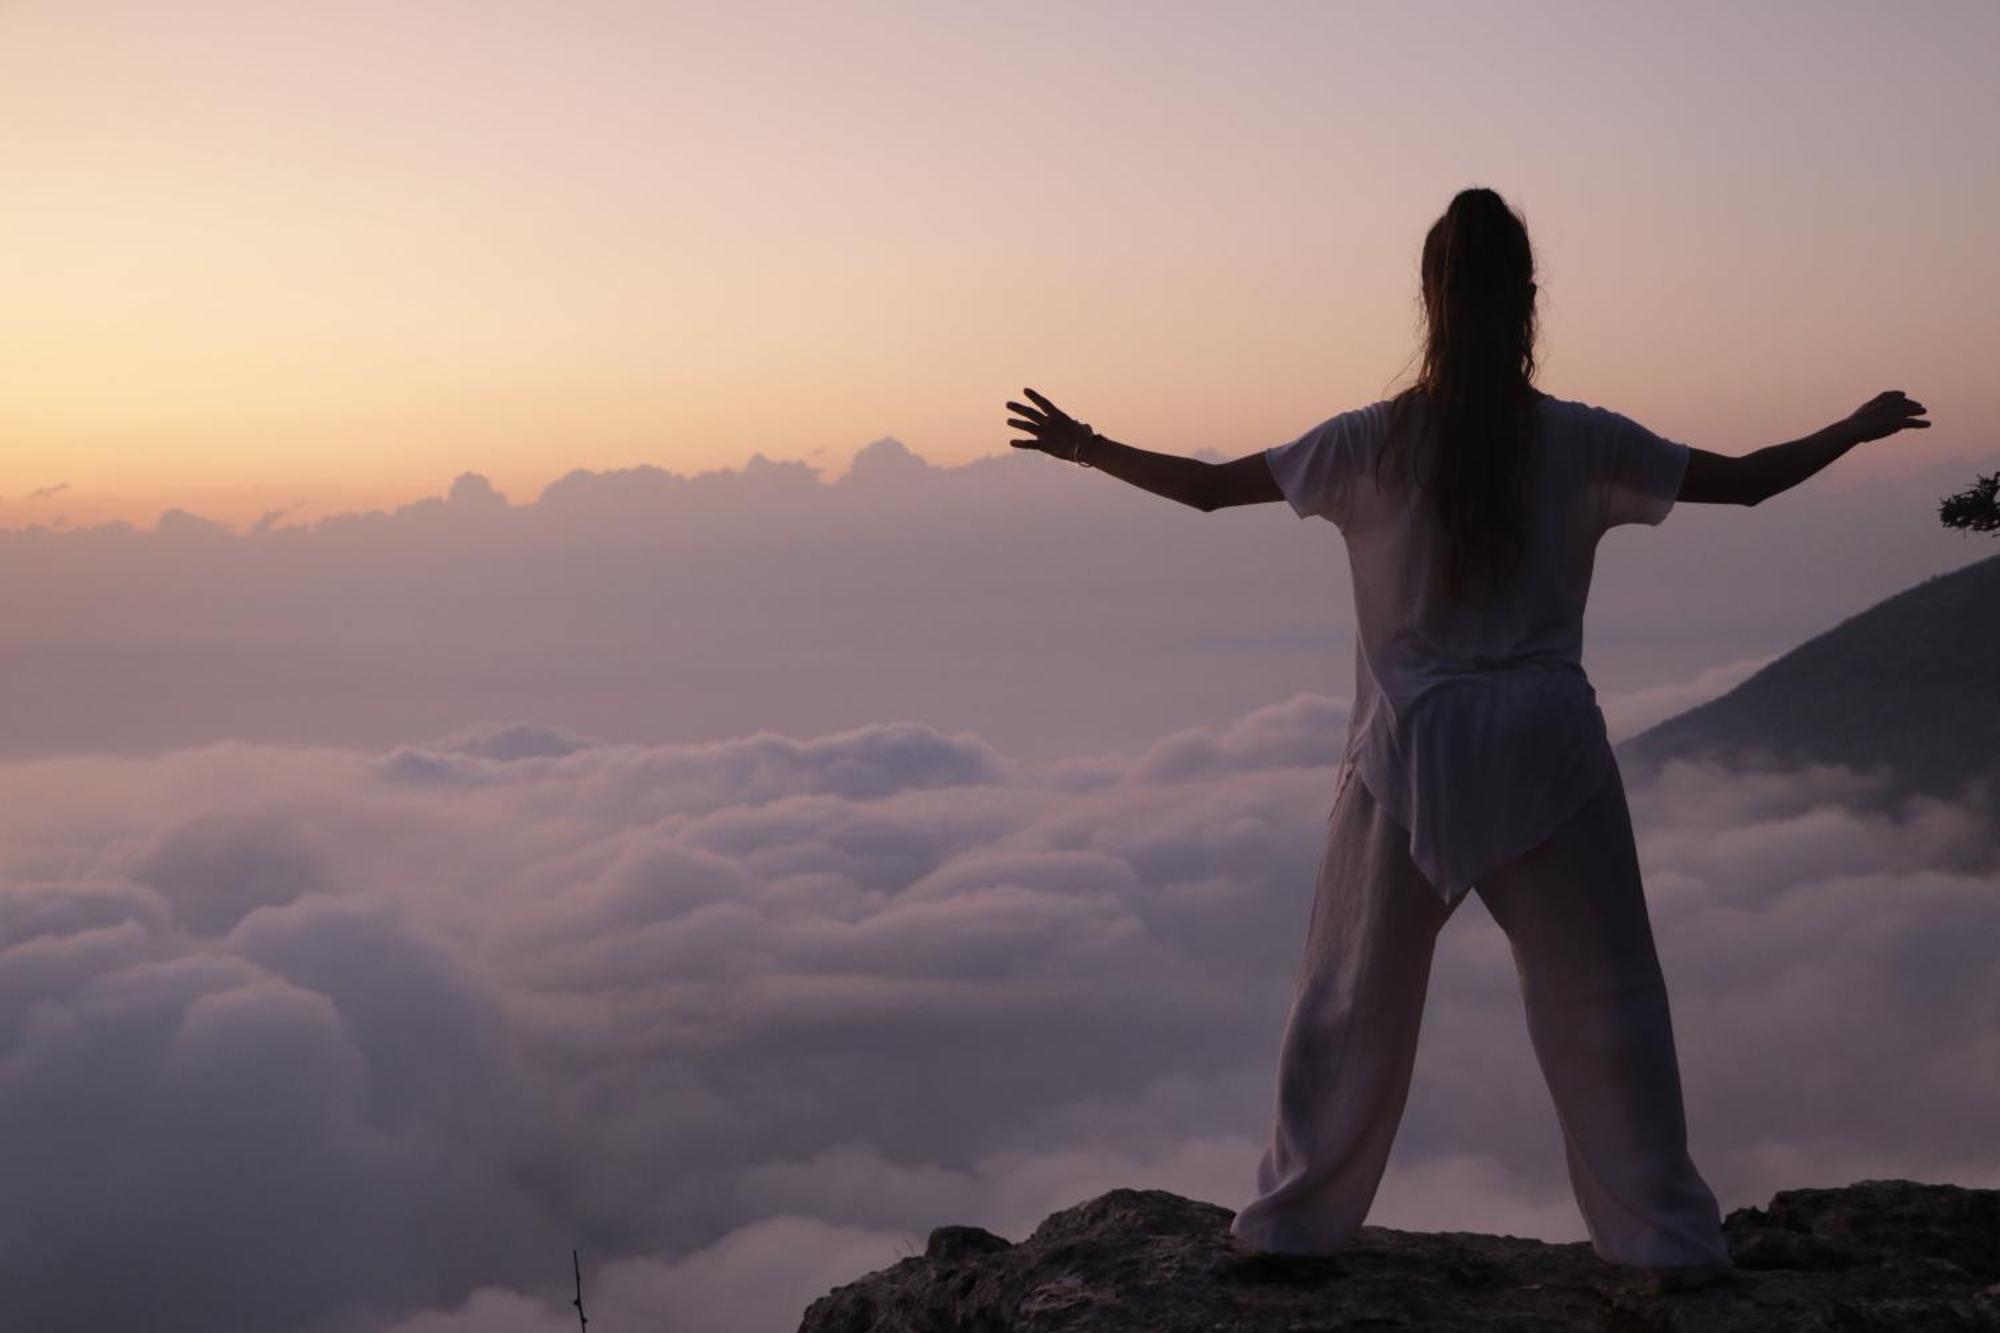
[572,1248,589,1332]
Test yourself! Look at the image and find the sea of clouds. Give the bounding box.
[3,691,1995,1332]
[4,439,1994,1328]
[2,437,1988,763]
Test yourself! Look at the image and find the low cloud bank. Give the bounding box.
[0,440,1984,763]
[0,692,1993,1332]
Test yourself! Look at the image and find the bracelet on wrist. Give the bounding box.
[1070,424,1099,468]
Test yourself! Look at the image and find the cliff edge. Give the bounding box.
[798,1179,1999,1331]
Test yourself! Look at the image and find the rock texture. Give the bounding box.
[797,1179,2000,1331]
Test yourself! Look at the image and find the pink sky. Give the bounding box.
[3,0,1994,526]
[2,10,1998,1329]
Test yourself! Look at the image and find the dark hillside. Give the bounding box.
[1618,550,2000,805]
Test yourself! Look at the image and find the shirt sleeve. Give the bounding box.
[1263,407,1370,528]
[1597,408,1691,530]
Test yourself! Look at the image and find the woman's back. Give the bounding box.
[1262,389,1691,904]
[1007,180,1921,904]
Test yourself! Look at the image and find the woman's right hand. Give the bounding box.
[1006,387,1097,461]
[1839,390,1930,443]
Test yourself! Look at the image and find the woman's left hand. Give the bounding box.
[1005,387,1095,460]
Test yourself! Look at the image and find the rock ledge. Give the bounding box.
[799,1179,2000,1331]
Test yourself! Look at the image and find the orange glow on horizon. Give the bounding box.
[3,1,1994,527]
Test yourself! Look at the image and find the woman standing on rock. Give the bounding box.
[1002,186,1927,1287]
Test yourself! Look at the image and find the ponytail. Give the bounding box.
[1378,188,1540,602]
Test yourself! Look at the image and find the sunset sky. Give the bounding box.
[3,0,1995,526]
[4,8,1999,1332]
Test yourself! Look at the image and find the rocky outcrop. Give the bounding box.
[797,1179,2000,1331]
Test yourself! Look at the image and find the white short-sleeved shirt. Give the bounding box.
[1264,391,1690,906]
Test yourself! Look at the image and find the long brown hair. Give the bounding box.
[1378,187,1542,601]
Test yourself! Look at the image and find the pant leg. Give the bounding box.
[1231,764,1459,1254]
[1472,770,1730,1269]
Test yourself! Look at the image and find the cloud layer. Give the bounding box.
[1,693,1994,1332]
[0,440,1985,763]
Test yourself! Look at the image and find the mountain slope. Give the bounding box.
[1617,548,2000,803]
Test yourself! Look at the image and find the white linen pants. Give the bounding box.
[1230,760,1729,1269]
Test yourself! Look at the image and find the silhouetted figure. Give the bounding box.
[1004,186,1929,1289]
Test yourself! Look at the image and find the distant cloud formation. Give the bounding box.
[25,481,68,500]
[0,439,1985,763]
[247,503,304,536]
[0,695,1993,1332]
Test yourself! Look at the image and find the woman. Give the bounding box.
[1002,186,1928,1289]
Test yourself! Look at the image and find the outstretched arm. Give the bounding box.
[1679,390,1929,506]
[1006,387,1281,512]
